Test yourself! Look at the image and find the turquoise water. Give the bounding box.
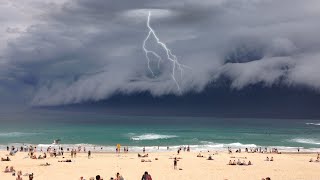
[0,112,320,152]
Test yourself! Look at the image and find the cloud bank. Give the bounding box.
[1,0,320,106]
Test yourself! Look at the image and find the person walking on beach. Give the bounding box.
[143,147,145,153]
[88,150,91,159]
[174,157,178,170]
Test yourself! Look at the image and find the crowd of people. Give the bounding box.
[3,166,34,180]
[228,147,280,154]
[8,145,320,180]
[79,171,152,180]
[228,159,252,166]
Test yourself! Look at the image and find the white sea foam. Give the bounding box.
[0,132,37,137]
[1,143,319,152]
[130,133,178,141]
[200,141,257,148]
[292,138,320,145]
[306,123,320,126]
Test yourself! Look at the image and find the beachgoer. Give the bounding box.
[29,173,34,180]
[174,157,178,170]
[207,155,213,160]
[116,172,124,180]
[248,161,252,165]
[4,166,9,172]
[266,157,269,161]
[228,160,232,165]
[88,150,91,159]
[141,171,152,180]
[266,177,271,180]
[270,157,273,161]
[10,166,15,172]
[96,175,101,180]
[16,175,23,180]
[143,147,145,153]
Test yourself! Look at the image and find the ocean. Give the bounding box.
[0,111,320,152]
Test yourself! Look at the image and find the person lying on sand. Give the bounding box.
[40,162,51,166]
[4,166,10,173]
[58,159,72,162]
[197,153,203,157]
[138,153,149,158]
[207,155,213,160]
[10,166,15,172]
[228,160,236,165]
[1,156,10,161]
[141,159,152,162]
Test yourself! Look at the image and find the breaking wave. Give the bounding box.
[306,123,320,126]
[130,133,178,141]
[0,132,38,137]
[291,138,320,145]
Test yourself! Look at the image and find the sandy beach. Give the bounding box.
[1,149,320,180]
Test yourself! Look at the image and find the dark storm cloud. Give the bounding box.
[1,0,320,106]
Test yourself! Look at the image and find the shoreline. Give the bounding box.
[1,143,320,153]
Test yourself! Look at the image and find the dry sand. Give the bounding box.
[1,150,320,180]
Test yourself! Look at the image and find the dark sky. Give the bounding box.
[0,0,320,118]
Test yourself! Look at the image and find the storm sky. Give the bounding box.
[1,0,320,116]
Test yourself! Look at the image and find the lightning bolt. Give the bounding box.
[142,11,191,92]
